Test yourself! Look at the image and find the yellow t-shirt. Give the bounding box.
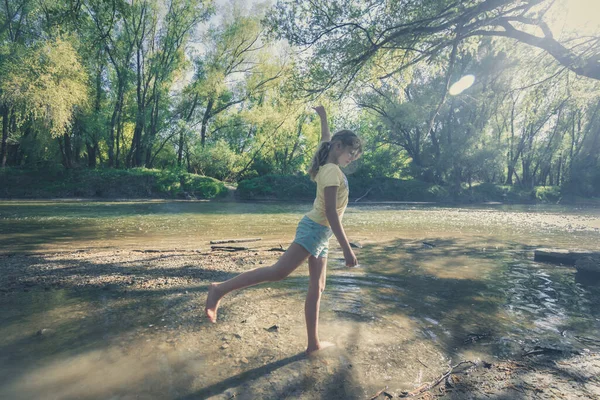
[305,163,349,227]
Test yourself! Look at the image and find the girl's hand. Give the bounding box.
[343,247,358,267]
[312,105,326,117]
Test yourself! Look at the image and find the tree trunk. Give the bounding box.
[177,129,185,166]
[186,145,191,173]
[506,164,514,185]
[1,106,8,167]
[116,120,122,168]
[145,91,161,167]
[108,83,125,167]
[129,112,144,168]
[179,93,199,166]
[86,143,97,168]
[286,116,305,173]
[129,41,147,168]
[59,132,73,169]
[200,98,214,147]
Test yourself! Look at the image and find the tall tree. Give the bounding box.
[0,37,89,167]
[266,0,600,96]
[182,10,285,150]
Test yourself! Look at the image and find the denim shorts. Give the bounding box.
[293,215,333,258]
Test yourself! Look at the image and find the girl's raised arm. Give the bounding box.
[312,105,331,143]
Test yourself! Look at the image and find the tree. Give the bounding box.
[181,9,285,154]
[266,0,600,96]
[0,37,89,167]
[124,0,213,168]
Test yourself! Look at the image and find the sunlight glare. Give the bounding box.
[448,75,475,96]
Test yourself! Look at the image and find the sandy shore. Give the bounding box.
[1,248,599,399]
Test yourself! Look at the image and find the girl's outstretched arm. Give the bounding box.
[312,105,331,143]
[324,186,358,267]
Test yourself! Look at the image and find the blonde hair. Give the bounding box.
[308,130,362,180]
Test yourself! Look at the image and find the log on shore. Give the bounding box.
[210,238,262,244]
[210,246,250,252]
[534,248,600,272]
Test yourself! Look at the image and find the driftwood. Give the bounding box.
[399,361,475,397]
[534,248,600,266]
[210,246,249,252]
[210,238,262,244]
[521,346,577,358]
[132,249,202,253]
[355,187,373,203]
[268,245,286,252]
[575,256,600,273]
[367,385,391,400]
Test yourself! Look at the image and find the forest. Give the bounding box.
[1,0,599,199]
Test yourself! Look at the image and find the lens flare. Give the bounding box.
[449,75,475,96]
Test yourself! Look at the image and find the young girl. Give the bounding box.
[205,105,362,354]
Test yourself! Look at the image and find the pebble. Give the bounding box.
[36,328,54,336]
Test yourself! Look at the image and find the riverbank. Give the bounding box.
[237,174,600,205]
[1,247,599,399]
[3,168,600,205]
[0,167,228,200]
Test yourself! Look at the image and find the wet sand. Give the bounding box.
[1,242,599,399]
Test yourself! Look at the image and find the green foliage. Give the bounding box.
[0,37,89,137]
[237,174,315,200]
[563,155,600,197]
[0,167,226,199]
[0,0,598,204]
[534,186,561,203]
[236,174,575,204]
[190,139,239,181]
[238,174,451,202]
[461,183,534,203]
[348,177,443,202]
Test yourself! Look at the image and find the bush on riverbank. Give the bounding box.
[2,169,597,204]
[236,174,315,200]
[237,174,589,204]
[0,167,228,199]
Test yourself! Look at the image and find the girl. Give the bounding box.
[205,105,362,355]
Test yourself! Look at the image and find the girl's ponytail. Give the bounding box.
[308,141,331,180]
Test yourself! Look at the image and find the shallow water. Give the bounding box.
[1,200,599,399]
[2,200,599,253]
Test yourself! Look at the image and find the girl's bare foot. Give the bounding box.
[306,341,335,355]
[205,283,222,323]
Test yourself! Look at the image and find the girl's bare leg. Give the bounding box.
[305,255,333,354]
[205,243,310,323]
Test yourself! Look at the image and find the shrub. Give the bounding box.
[0,167,227,199]
[534,186,561,203]
[237,174,315,200]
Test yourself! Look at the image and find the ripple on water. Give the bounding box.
[501,261,594,341]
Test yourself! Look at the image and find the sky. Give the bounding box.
[545,0,600,38]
